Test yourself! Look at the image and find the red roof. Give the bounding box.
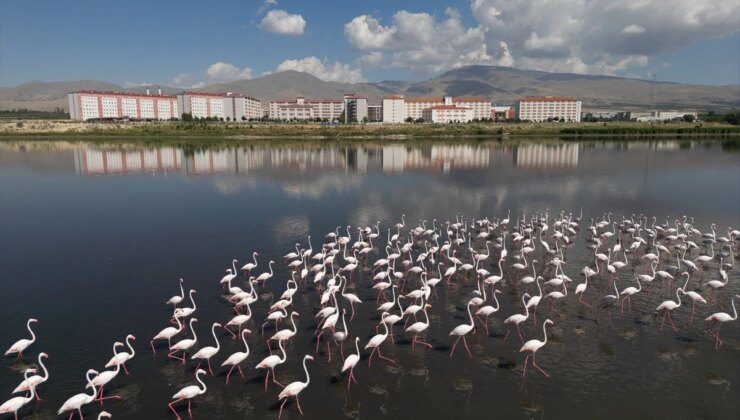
[427,105,471,110]
[384,95,404,100]
[519,97,578,102]
[405,97,488,103]
[73,90,176,99]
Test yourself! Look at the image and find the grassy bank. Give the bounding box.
[1,119,738,140]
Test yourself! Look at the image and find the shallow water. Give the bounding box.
[0,139,739,419]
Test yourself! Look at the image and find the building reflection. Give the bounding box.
[514,144,579,169]
[382,144,490,173]
[74,147,182,175]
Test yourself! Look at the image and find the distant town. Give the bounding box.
[66,89,700,125]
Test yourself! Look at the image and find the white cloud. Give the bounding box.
[171,73,195,87]
[276,56,365,83]
[344,8,507,75]
[343,1,739,77]
[259,9,306,36]
[469,0,740,74]
[205,62,253,82]
[356,52,384,67]
[257,0,277,15]
[622,24,646,34]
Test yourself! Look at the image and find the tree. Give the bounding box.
[415,117,424,123]
[682,114,695,123]
[362,116,369,123]
[242,115,247,121]
[405,117,414,123]
[181,112,193,122]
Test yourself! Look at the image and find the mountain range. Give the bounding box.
[1,65,738,112]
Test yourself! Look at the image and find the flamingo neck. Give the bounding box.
[196,371,207,394]
[190,321,198,341]
[279,341,286,362]
[126,336,135,357]
[86,371,98,399]
[542,323,549,345]
[190,291,197,309]
[291,314,298,334]
[39,355,49,381]
[212,325,220,351]
[302,357,311,386]
[27,320,36,343]
[354,338,360,356]
[241,331,250,354]
[466,303,474,327]
[179,281,184,298]
[731,297,737,320]
[112,345,121,374]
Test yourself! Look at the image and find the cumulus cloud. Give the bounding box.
[344,8,512,75]
[469,0,740,74]
[276,56,365,83]
[257,0,277,15]
[205,62,253,82]
[344,1,739,76]
[259,9,306,36]
[171,73,195,87]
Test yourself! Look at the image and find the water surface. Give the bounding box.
[1,139,738,419]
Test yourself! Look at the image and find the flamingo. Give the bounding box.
[520,319,554,378]
[87,343,124,404]
[341,337,361,390]
[575,272,592,309]
[98,411,111,419]
[1,369,36,420]
[12,352,49,400]
[329,309,349,361]
[151,316,183,353]
[168,318,198,364]
[166,278,185,307]
[173,290,197,322]
[449,301,475,357]
[4,318,37,360]
[504,293,531,343]
[255,339,287,391]
[475,288,502,335]
[57,369,98,419]
[619,278,642,313]
[255,260,275,286]
[221,329,251,385]
[656,288,683,331]
[104,334,135,375]
[365,313,395,366]
[191,322,222,375]
[704,295,739,349]
[340,277,362,319]
[269,311,299,351]
[225,300,252,338]
[678,271,706,324]
[219,259,238,289]
[168,369,207,420]
[525,276,544,323]
[278,355,313,418]
[240,251,259,274]
[405,301,433,349]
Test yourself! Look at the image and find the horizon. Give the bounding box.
[1,1,739,88]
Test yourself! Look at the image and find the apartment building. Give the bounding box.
[68,90,178,121]
[516,97,582,122]
[422,105,474,123]
[343,94,368,122]
[268,97,344,120]
[381,96,406,123]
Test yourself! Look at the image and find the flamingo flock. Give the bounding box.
[2,211,738,419]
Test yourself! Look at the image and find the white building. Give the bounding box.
[177,92,227,119]
[367,105,382,122]
[268,97,344,121]
[224,95,263,121]
[516,97,582,122]
[68,90,178,121]
[422,105,474,123]
[634,110,698,122]
[343,94,368,122]
[382,95,490,123]
[381,96,406,123]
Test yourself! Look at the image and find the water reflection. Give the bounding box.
[514,143,579,169]
[74,147,182,175]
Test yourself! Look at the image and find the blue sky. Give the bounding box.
[1,0,738,87]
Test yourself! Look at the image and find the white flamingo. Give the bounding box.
[104,334,135,375]
[191,322,222,375]
[341,337,361,390]
[166,278,185,307]
[705,295,739,349]
[169,318,198,364]
[449,301,475,357]
[4,318,38,360]
[277,355,313,418]
[168,368,207,420]
[151,316,184,353]
[1,369,36,420]
[520,319,554,378]
[221,329,251,385]
[87,342,124,404]
[57,369,98,419]
[12,352,49,400]
[255,339,287,391]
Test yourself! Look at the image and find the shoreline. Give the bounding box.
[0,120,738,141]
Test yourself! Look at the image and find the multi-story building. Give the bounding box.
[176,92,228,119]
[68,90,178,121]
[422,105,474,123]
[381,95,490,123]
[367,105,382,122]
[268,97,344,121]
[516,97,582,122]
[223,95,263,121]
[381,96,406,123]
[343,94,368,122]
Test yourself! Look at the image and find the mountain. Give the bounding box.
[2,66,738,112]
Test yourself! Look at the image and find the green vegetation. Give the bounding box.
[700,110,739,125]
[1,120,739,140]
[0,108,69,120]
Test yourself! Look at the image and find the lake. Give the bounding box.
[1,139,739,419]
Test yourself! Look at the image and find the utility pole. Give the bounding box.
[650,71,656,122]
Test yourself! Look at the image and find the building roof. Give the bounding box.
[383,95,405,100]
[519,96,579,102]
[270,99,342,104]
[278,104,314,109]
[73,90,176,99]
[404,97,489,103]
[426,105,472,110]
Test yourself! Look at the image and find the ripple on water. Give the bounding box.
[452,378,473,392]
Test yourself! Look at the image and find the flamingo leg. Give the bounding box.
[367,347,376,367]
[462,336,472,357]
[376,346,395,364]
[279,399,287,419]
[532,354,550,378]
[516,324,525,344]
[207,359,214,376]
[238,365,244,378]
[450,335,462,357]
[522,354,530,378]
[226,366,234,385]
[188,399,192,417]
[272,368,284,387]
[296,396,304,415]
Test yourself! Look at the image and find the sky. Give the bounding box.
[1,0,738,88]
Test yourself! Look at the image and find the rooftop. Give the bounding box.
[519,96,579,102]
[427,105,472,110]
[73,90,176,99]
